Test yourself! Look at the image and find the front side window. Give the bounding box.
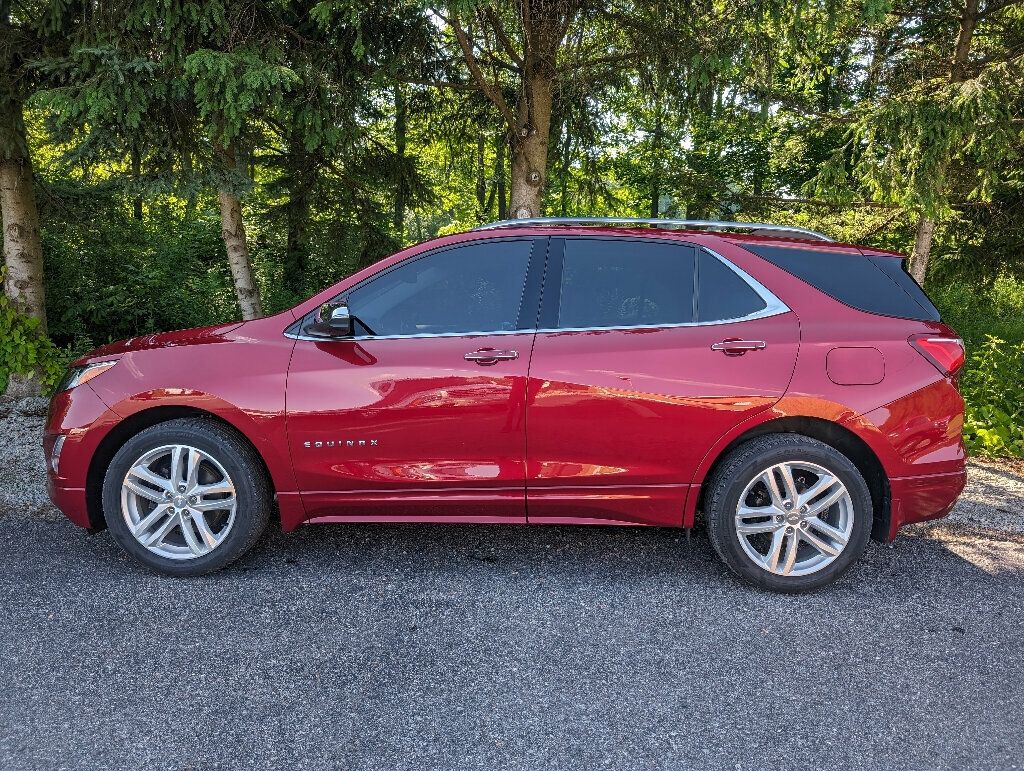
[343,240,533,337]
[556,239,696,329]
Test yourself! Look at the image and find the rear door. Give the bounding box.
[525,237,800,526]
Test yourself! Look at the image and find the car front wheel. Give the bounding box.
[705,434,873,592]
[102,418,271,576]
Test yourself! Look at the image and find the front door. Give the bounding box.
[286,237,543,523]
[526,237,800,526]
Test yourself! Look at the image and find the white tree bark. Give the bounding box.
[217,143,263,320]
[1,99,47,398]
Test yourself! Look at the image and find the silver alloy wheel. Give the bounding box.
[734,460,854,577]
[120,444,237,561]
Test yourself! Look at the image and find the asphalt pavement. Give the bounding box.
[1,413,1022,770]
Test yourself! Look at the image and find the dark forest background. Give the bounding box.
[2,0,1023,453]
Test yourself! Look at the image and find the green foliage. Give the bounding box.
[960,336,1024,456]
[0,289,64,394]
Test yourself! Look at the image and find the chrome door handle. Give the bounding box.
[464,348,519,365]
[711,339,767,356]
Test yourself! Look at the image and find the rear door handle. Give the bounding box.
[711,339,766,356]
[464,348,519,365]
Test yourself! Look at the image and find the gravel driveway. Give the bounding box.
[1,407,1022,770]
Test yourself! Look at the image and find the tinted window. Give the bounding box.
[344,240,532,336]
[744,244,941,322]
[867,255,941,321]
[557,239,695,328]
[697,250,767,322]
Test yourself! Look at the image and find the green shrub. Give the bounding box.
[0,291,65,395]
[959,335,1024,456]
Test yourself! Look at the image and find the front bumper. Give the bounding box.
[44,382,119,530]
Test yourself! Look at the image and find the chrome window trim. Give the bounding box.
[286,245,789,342]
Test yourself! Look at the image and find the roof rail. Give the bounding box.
[473,217,832,242]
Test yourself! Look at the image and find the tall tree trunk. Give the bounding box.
[509,75,553,219]
[1,102,45,331]
[216,143,262,320]
[393,85,407,235]
[910,0,981,284]
[475,131,486,218]
[496,132,507,220]
[649,109,663,218]
[1,98,46,397]
[910,213,936,284]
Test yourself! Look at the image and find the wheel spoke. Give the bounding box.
[190,512,219,548]
[808,516,849,546]
[737,520,781,535]
[797,472,838,507]
[127,464,172,494]
[131,504,172,537]
[800,527,841,557]
[140,510,180,547]
[777,463,800,504]
[765,529,786,572]
[179,516,207,556]
[192,494,235,512]
[185,448,203,490]
[806,485,847,517]
[124,477,165,503]
[761,470,785,507]
[169,445,187,489]
[194,480,234,497]
[780,532,801,575]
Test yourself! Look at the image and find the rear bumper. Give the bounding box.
[887,469,967,540]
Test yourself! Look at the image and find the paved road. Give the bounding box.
[1,414,1022,769]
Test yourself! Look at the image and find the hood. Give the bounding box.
[76,322,245,364]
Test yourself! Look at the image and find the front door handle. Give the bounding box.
[464,348,519,365]
[711,339,767,356]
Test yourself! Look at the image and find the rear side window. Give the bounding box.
[697,250,767,322]
[743,245,941,322]
[556,239,696,328]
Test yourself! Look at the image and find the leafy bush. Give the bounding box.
[0,291,65,395]
[959,336,1024,456]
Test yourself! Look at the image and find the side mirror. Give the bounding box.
[307,301,354,338]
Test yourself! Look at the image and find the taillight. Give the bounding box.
[909,334,965,376]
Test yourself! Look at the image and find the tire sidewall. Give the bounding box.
[102,420,268,576]
[708,437,873,593]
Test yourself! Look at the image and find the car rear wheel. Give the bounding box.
[102,418,271,575]
[704,434,873,592]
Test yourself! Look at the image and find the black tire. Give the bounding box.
[102,418,271,576]
[704,433,873,593]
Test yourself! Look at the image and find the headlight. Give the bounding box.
[57,360,118,392]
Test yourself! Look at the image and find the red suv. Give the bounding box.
[44,219,967,591]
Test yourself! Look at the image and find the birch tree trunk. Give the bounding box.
[217,143,263,320]
[1,101,45,329]
[1,99,47,397]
